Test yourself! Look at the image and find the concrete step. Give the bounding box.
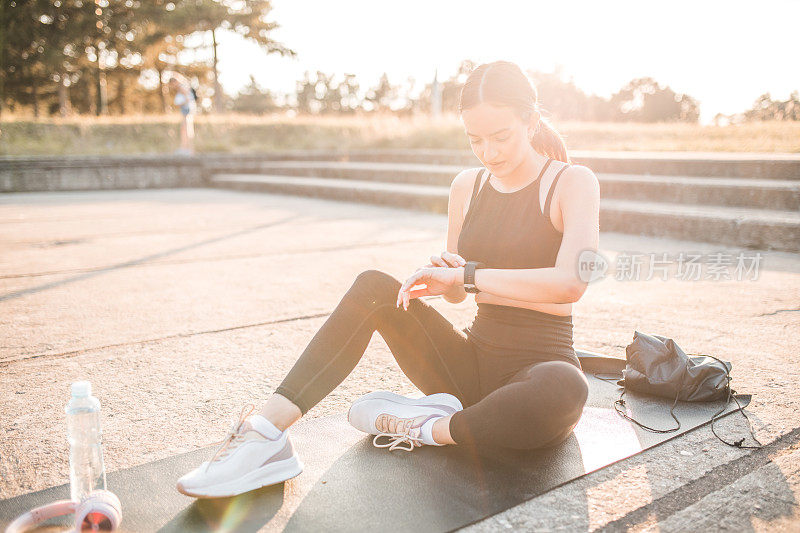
[214,173,450,214]
[212,174,800,252]
[232,160,461,186]
[5,151,799,193]
[599,198,800,252]
[201,149,800,179]
[600,173,800,211]
[225,161,800,210]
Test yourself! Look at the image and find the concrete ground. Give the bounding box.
[1,188,798,532]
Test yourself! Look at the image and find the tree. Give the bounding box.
[1,1,66,116]
[79,0,154,115]
[174,0,295,112]
[293,71,364,115]
[231,75,278,114]
[134,5,200,114]
[336,73,360,114]
[2,0,177,116]
[610,77,699,122]
[528,68,597,121]
[1,1,43,115]
[295,71,318,114]
[744,92,800,121]
[784,91,800,121]
[1,0,294,116]
[676,93,700,123]
[314,71,337,113]
[365,73,396,113]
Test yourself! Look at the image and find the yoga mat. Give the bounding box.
[0,354,752,532]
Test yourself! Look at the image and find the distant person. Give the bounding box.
[176,61,601,498]
[168,74,196,155]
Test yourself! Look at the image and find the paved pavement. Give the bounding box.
[1,188,798,531]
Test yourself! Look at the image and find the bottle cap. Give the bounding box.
[71,381,92,398]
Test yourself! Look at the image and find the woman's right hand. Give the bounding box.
[423,251,467,270]
[422,252,468,299]
[400,251,466,308]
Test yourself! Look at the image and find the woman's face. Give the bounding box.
[461,102,537,176]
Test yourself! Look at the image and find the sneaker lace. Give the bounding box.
[372,415,424,452]
[372,432,423,452]
[205,404,256,471]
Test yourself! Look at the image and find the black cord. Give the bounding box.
[688,352,762,449]
[592,372,623,384]
[613,376,683,434]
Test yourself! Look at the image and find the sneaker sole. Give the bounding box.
[176,455,304,499]
[347,391,463,424]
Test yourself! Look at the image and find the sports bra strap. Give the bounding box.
[544,163,570,220]
[469,168,486,205]
[534,158,554,188]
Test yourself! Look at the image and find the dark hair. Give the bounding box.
[458,61,569,163]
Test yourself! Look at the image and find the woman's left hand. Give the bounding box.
[396,266,463,310]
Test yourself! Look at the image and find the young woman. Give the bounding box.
[177,60,600,498]
[167,74,196,155]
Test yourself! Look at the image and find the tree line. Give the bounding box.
[2,2,796,122]
[1,0,294,116]
[232,63,797,125]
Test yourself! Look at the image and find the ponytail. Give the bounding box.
[531,115,569,164]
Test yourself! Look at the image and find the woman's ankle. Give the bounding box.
[432,415,456,445]
[259,393,303,432]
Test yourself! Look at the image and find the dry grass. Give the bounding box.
[0,113,797,156]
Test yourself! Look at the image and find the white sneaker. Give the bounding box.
[347,391,463,451]
[176,406,303,498]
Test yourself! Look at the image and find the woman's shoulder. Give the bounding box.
[555,163,600,211]
[560,163,599,190]
[560,162,595,177]
[450,167,487,191]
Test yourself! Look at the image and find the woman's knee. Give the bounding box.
[354,269,398,285]
[347,269,401,304]
[509,361,589,449]
[541,362,588,420]
[515,360,589,405]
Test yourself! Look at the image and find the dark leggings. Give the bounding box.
[275,270,589,451]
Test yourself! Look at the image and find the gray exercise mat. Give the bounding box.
[0,354,752,532]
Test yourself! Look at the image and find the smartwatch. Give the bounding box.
[463,261,485,294]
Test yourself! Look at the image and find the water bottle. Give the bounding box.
[66,381,107,503]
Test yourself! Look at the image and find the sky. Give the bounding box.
[209,0,797,124]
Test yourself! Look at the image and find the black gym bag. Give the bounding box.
[613,330,761,449]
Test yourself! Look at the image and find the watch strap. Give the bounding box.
[464,261,485,293]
